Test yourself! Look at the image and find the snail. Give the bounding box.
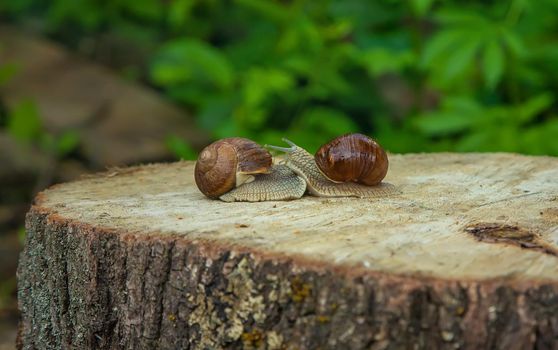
[315,133,388,186]
[194,137,272,198]
[194,137,306,201]
[194,134,396,202]
[266,133,396,198]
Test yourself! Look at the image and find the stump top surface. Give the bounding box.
[36,153,558,281]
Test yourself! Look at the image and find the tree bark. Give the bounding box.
[18,154,558,349]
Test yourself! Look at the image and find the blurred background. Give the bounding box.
[1,0,558,346]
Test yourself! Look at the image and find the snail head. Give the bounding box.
[265,138,314,171]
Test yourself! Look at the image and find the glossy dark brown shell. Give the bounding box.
[194,138,272,198]
[315,133,388,186]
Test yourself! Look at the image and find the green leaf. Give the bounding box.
[501,29,525,57]
[214,119,241,140]
[233,105,267,129]
[435,9,489,26]
[482,40,505,89]
[443,36,481,80]
[198,95,234,131]
[56,131,80,156]
[242,68,294,107]
[278,17,323,54]
[46,0,102,30]
[165,135,197,160]
[361,48,415,77]
[297,107,358,134]
[151,39,234,90]
[421,29,465,67]
[167,0,196,29]
[494,126,521,152]
[539,119,558,155]
[456,131,492,152]
[443,96,483,114]
[520,125,546,155]
[120,0,163,22]
[235,68,293,129]
[322,19,353,40]
[7,99,42,141]
[235,0,292,22]
[283,55,312,75]
[415,112,474,136]
[517,93,553,123]
[375,117,430,153]
[410,0,434,17]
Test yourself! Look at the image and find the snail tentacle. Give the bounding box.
[264,138,298,153]
[264,145,295,153]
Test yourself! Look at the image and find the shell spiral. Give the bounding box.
[194,138,272,198]
[315,133,388,186]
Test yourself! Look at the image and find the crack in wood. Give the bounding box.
[464,222,558,257]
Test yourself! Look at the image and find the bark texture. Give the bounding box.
[17,154,558,349]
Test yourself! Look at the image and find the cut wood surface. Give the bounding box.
[18,153,558,349]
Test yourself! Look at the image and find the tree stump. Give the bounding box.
[17,153,558,349]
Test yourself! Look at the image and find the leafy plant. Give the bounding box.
[7,99,79,157]
[1,0,557,157]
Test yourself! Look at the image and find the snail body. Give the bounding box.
[219,164,306,202]
[266,134,395,198]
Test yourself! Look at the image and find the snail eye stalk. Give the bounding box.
[264,138,297,153]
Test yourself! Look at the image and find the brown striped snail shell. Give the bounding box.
[315,133,388,186]
[194,137,272,198]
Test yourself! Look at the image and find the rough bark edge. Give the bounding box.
[18,205,558,349]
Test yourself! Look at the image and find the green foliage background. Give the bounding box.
[2,0,558,156]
